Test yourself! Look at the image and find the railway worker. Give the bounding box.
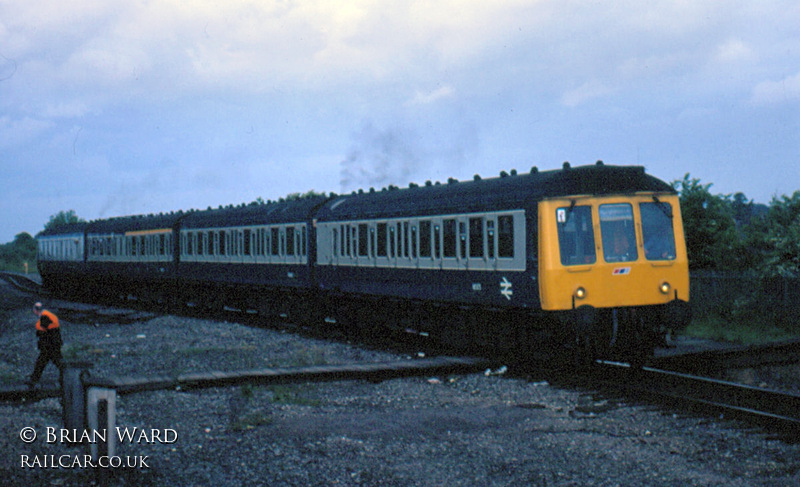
[25,302,64,388]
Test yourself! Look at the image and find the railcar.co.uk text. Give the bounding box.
[18,427,177,469]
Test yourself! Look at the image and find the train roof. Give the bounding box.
[180,195,329,229]
[37,221,90,238]
[35,163,675,236]
[316,162,675,221]
[85,212,188,235]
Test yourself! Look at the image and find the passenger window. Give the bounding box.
[498,215,514,258]
[487,220,495,259]
[459,221,467,258]
[389,225,396,258]
[244,229,252,256]
[420,221,432,258]
[557,206,596,265]
[287,226,295,256]
[410,225,417,258]
[205,232,212,255]
[640,202,676,261]
[443,219,456,258]
[599,204,637,262]
[469,217,484,258]
[402,222,409,258]
[271,228,280,256]
[219,231,227,255]
[377,223,387,257]
[333,228,339,257]
[434,224,441,259]
[358,224,368,257]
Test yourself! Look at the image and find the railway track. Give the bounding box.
[5,273,800,439]
[588,360,800,440]
[651,339,800,375]
[0,271,44,295]
[0,356,497,402]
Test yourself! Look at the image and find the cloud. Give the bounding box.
[407,86,455,105]
[0,52,17,81]
[560,80,613,107]
[714,38,754,64]
[0,116,53,149]
[41,101,91,119]
[751,71,800,105]
[2,0,800,244]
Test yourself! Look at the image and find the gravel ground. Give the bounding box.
[1,282,800,486]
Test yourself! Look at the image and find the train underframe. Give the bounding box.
[44,275,685,366]
[567,300,692,366]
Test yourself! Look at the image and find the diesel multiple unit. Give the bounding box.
[37,162,691,362]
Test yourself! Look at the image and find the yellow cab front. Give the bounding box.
[538,193,690,312]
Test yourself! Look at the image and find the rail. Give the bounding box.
[0,271,44,294]
[592,361,800,439]
[651,339,800,374]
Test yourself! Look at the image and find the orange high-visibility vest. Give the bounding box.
[36,310,60,332]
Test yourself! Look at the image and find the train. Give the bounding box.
[37,161,691,363]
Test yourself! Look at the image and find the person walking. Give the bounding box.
[26,302,64,388]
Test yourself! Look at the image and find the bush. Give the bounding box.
[0,232,37,273]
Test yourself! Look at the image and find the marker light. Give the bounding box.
[659,282,671,295]
[575,287,587,299]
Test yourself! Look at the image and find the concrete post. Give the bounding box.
[61,361,93,434]
[87,386,118,461]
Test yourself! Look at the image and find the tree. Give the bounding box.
[748,191,800,278]
[0,232,37,272]
[44,210,86,232]
[672,174,742,270]
[281,190,327,202]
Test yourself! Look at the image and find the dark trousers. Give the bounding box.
[30,347,64,384]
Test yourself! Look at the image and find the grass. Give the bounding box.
[285,346,328,367]
[268,384,322,407]
[227,383,321,432]
[0,364,22,385]
[62,342,106,360]
[230,411,273,431]
[682,315,798,345]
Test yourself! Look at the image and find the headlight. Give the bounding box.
[575,287,587,299]
[659,282,671,295]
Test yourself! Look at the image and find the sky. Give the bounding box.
[1,0,799,243]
